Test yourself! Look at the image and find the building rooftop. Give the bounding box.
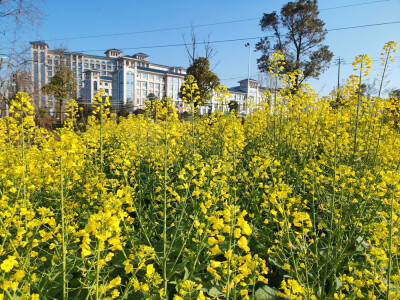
[228,86,247,94]
[134,52,149,56]
[30,41,48,45]
[137,66,185,77]
[238,78,259,83]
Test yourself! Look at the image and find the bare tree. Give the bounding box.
[257,72,277,107]
[0,0,44,41]
[0,47,34,116]
[183,27,218,67]
[0,0,44,115]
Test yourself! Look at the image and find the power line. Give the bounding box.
[13,0,391,45]
[73,20,400,53]
[320,0,390,10]
[41,18,262,42]
[328,20,400,32]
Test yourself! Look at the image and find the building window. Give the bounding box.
[102,71,106,75]
[142,90,146,97]
[169,78,173,84]
[149,83,154,88]
[155,83,160,89]
[174,78,178,85]
[102,65,106,70]
[73,62,76,67]
[105,82,109,86]
[119,71,124,100]
[48,72,52,76]
[96,64,100,69]
[149,74,153,80]
[137,81,140,87]
[41,64,45,86]
[156,75,160,80]
[126,71,134,101]
[107,65,111,70]
[90,64,94,68]
[142,82,147,88]
[84,63,88,68]
[48,66,52,70]
[48,59,52,64]
[136,90,140,95]
[142,73,147,79]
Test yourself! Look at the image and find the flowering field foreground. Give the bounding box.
[1,52,400,300]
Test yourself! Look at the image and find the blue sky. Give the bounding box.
[25,0,400,96]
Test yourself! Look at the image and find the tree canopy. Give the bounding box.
[256,0,333,90]
[42,64,77,101]
[181,57,220,106]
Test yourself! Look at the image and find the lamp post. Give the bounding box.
[245,43,251,115]
[0,54,10,117]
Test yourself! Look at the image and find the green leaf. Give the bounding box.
[207,286,224,297]
[255,285,281,300]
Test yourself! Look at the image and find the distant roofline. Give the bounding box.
[30,41,48,45]
[105,48,122,52]
[35,44,187,72]
[137,66,185,77]
[238,78,259,82]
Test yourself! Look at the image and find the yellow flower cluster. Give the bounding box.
[0,42,399,299]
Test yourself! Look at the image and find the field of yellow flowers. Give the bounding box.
[1,43,399,300]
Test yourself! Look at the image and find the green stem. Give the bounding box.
[60,131,67,299]
[163,120,168,298]
[353,63,363,162]
[386,190,394,300]
[379,48,391,98]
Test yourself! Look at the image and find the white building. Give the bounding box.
[198,78,269,115]
[30,41,186,111]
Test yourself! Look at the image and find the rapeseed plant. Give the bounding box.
[0,42,399,299]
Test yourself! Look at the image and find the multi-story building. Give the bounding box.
[30,41,186,111]
[199,78,269,115]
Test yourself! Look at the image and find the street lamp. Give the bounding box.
[245,43,251,115]
[0,54,10,117]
